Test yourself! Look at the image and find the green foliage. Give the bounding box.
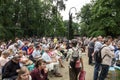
[78,0,120,37]
[0,0,67,39]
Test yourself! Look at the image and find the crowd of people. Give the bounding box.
[0,37,85,80]
[88,36,120,80]
[0,36,120,80]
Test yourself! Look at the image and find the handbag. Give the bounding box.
[79,70,86,80]
[75,59,81,68]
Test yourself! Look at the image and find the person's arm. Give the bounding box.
[80,57,84,71]
[106,48,114,58]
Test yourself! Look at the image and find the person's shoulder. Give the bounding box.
[103,46,111,51]
[95,41,101,44]
[31,68,38,73]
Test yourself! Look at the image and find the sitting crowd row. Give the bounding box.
[0,37,83,80]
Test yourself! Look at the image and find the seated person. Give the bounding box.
[27,44,34,55]
[42,48,62,77]
[16,66,32,80]
[2,54,21,80]
[18,50,34,71]
[0,50,10,74]
[29,45,41,62]
[30,60,48,80]
[53,46,65,68]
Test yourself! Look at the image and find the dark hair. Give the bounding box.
[36,45,40,48]
[35,60,42,68]
[104,37,111,43]
[71,39,77,47]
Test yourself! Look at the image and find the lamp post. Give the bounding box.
[53,0,59,37]
[68,7,77,40]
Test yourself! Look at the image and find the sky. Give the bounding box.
[60,0,91,20]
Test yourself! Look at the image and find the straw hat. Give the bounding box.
[23,60,33,66]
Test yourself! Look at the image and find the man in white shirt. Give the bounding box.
[31,46,41,61]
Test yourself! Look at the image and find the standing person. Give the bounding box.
[88,38,97,65]
[68,39,84,80]
[16,66,32,80]
[92,36,103,80]
[99,37,114,80]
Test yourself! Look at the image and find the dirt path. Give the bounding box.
[49,53,94,80]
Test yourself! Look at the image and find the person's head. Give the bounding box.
[35,60,46,70]
[97,36,103,42]
[71,39,78,47]
[35,45,40,50]
[18,50,24,57]
[17,66,30,80]
[13,43,19,49]
[15,37,19,42]
[92,37,97,42]
[49,46,54,52]
[12,54,21,63]
[104,37,112,46]
[56,46,60,50]
[1,50,10,58]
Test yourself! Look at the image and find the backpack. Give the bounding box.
[70,48,80,68]
[94,46,105,63]
[95,46,111,63]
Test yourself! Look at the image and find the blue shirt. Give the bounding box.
[94,41,103,52]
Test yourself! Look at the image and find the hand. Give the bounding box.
[81,67,84,71]
[92,53,94,57]
[44,68,48,73]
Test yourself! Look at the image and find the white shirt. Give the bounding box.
[0,56,9,74]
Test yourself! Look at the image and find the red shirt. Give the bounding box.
[27,47,34,55]
[30,68,47,80]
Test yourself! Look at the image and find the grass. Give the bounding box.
[116,69,120,80]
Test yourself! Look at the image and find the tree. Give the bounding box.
[0,0,67,40]
[77,0,120,37]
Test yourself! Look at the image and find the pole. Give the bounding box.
[68,7,77,40]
